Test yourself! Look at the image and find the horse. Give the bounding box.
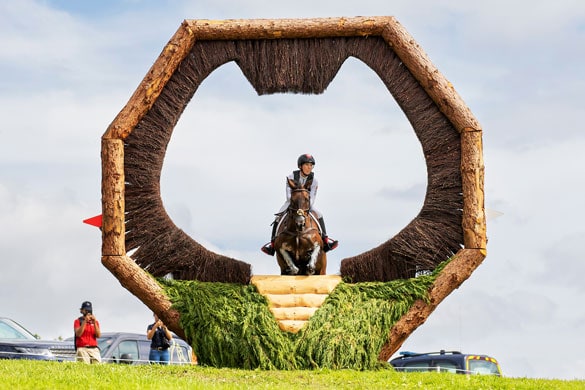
[274,177,327,275]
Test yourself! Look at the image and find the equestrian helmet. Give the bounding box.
[297,154,315,168]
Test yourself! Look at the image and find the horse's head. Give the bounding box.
[287,178,311,232]
[287,178,311,209]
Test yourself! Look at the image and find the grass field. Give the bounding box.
[1,360,583,389]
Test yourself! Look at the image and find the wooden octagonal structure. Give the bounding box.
[100,17,486,361]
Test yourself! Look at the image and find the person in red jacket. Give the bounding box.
[74,301,101,363]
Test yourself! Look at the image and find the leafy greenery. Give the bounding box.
[161,267,440,370]
[164,280,294,369]
[1,360,584,389]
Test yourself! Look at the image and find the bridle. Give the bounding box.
[288,188,311,213]
[288,188,311,233]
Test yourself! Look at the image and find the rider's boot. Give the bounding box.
[318,217,338,253]
[261,221,278,256]
[261,242,275,256]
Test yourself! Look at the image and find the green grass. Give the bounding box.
[1,360,583,389]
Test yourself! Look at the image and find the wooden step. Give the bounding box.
[251,275,342,333]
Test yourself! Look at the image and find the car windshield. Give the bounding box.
[0,318,37,340]
[467,358,501,375]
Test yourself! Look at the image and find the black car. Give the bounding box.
[64,332,195,365]
[390,350,502,376]
[0,317,75,361]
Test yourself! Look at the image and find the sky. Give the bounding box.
[1,0,584,380]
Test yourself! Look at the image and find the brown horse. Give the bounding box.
[274,178,327,275]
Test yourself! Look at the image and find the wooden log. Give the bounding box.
[101,255,185,339]
[380,19,481,134]
[378,248,486,361]
[251,276,340,333]
[102,21,196,140]
[251,275,341,295]
[184,17,388,40]
[461,130,487,250]
[278,320,308,333]
[264,293,328,308]
[269,307,318,321]
[101,138,125,256]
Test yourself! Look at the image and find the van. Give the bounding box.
[390,350,502,376]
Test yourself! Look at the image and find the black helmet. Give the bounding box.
[297,154,316,168]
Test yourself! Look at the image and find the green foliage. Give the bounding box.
[1,360,583,390]
[164,280,295,369]
[160,268,440,370]
[294,275,435,370]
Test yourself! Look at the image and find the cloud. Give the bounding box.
[534,233,585,292]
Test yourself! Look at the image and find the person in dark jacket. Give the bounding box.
[146,313,173,364]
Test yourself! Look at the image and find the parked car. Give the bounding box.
[0,317,75,361]
[390,350,502,376]
[66,332,195,365]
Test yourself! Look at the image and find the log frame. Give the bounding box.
[100,16,486,363]
[378,249,486,360]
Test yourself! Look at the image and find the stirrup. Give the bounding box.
[261,242,275,256]
[323,237,338,253]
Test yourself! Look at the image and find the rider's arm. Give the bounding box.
[285,174,293,201]
[309,177,318,208]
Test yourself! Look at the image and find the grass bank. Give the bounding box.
[1,360,583,389]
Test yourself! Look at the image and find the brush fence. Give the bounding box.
[251,275,342,333]
[99,17,486,361]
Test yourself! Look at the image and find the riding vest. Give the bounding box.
[277,170,321,218]
[293,170,314,186]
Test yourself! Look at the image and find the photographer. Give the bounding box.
[146,313,173,364]
[74,301,101,363]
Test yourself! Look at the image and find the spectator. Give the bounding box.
[147,313,172,364]
[74,301,101,363]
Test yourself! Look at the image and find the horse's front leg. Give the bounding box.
[305,241,321,275]
[279,244,299,275]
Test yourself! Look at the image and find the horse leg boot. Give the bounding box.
[318,217,338,252]
[261,220,278,256]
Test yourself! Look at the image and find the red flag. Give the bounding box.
[83,214,102,228]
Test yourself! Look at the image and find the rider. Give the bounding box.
[261,153,338,256]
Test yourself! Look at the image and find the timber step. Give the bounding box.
[251,275,342,333]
